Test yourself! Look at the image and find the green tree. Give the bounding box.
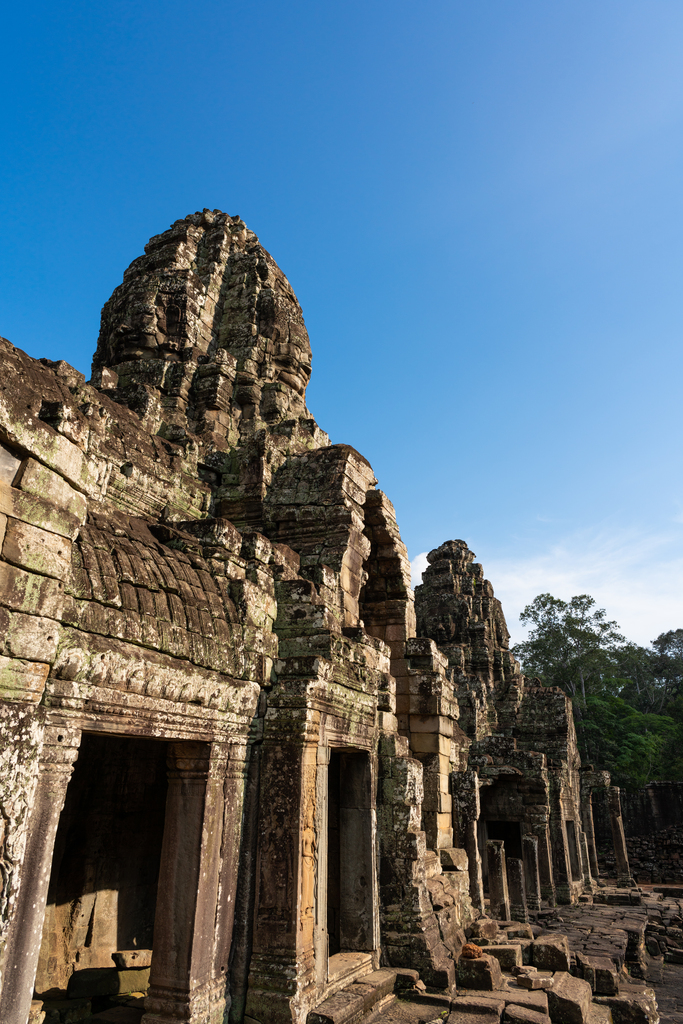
[512,593,624,708]
[512,595,683,788]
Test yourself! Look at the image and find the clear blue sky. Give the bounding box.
[2,1,683,645]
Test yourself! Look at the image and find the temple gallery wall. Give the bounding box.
[0,211,637,1024]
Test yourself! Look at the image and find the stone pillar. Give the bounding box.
[143,740,229,1024]
[486,840,510,922]
[535,824,556,906]
[212,739,251,1019]
[452,770,484,912]
[245,711,320,1024]
[507,857,528,923]
[228,737,262,1024]
[0,724,81,1024]
[405,639,456,852]
[579,829,594,890]
[609,786,633,887]
[580,785,600,879]
[548,772,572,904]
[522,834,542,911]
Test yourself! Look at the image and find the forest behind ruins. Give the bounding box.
[513,595,683,791]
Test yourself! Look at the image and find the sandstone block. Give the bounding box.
[517,976,554,991]
[0,655,49,703]
[594,992,658,1024]
[410,732,452,755]
[17,458,88,522]
[454,995,506,1016]
[449,1013,501,1024]
[112,949,152,969]
[0,443,21,485]
[485,945,523,970]
[547,973,592,1024]
[3,518,71,580]
[505,1004,551,1024]
[532,935,571,972]
[578,955,619,996]
[471,919,501,940]
[442,848,469,871]
[2,611,59,662]
[504,988,550,1013]
[457,953,504,991]
[0,561,64,614]
[67,966,151,1000]
[393,968,420,990]
[0,480,81,539]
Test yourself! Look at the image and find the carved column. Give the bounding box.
[245,709,320,1024]
[580,783,600,879]
[522,834,542,912]
[579,830,594,890]
[507,857,528,923]
[535,824,556,906]
[143,740,229,1024]
[452,770,484,912]
[212,739,250,1021]
[486,840,510,921]
[0,724,81,1024]
[547,772,572,904]
[608,786,633,887]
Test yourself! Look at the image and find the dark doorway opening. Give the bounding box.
[35,733,168,1000]
[327,749,374,962]
[479,820,523,890]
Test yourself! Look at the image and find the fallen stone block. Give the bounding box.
[42,998,91,1023]
[393,968,420,990]
[593,993,658,1024]
[28,1000,46,1024]
[576,955,619,996]
[546,972,592,1024]
[346,970,396,1014]
[472,919,502,940]
[517,977,554,992]
[453,996,506,1017]
[587,1007,613,1024]
[457,954,504,991]
[307,989,365,1024]
[449,1013,501,1024]
[532,935,571,973]
[442,848,469,871]
[504,1004,551,1024]
[112,949,152,969]
[502,985,549,1013]
[66,967,150,1000]
[485,945,523,971]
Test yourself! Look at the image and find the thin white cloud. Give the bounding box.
[411,526,683,648]
[410,551,429,590]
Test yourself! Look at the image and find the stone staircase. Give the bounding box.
[307,967,415,1024]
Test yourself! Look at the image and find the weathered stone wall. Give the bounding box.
[0,210,614,1024]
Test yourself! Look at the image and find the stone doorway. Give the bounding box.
[479,820,523,890]
[35,733,168,1006]
[326,750,375,966]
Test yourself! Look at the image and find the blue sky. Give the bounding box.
[2,1,683,645]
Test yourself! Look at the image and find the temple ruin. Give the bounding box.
[0,211,645,1024]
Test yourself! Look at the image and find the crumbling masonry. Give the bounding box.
[0,212,633,1024]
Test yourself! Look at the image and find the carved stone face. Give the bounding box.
[93,212,313,410]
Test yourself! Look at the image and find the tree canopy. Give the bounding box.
[512,595,683,790]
